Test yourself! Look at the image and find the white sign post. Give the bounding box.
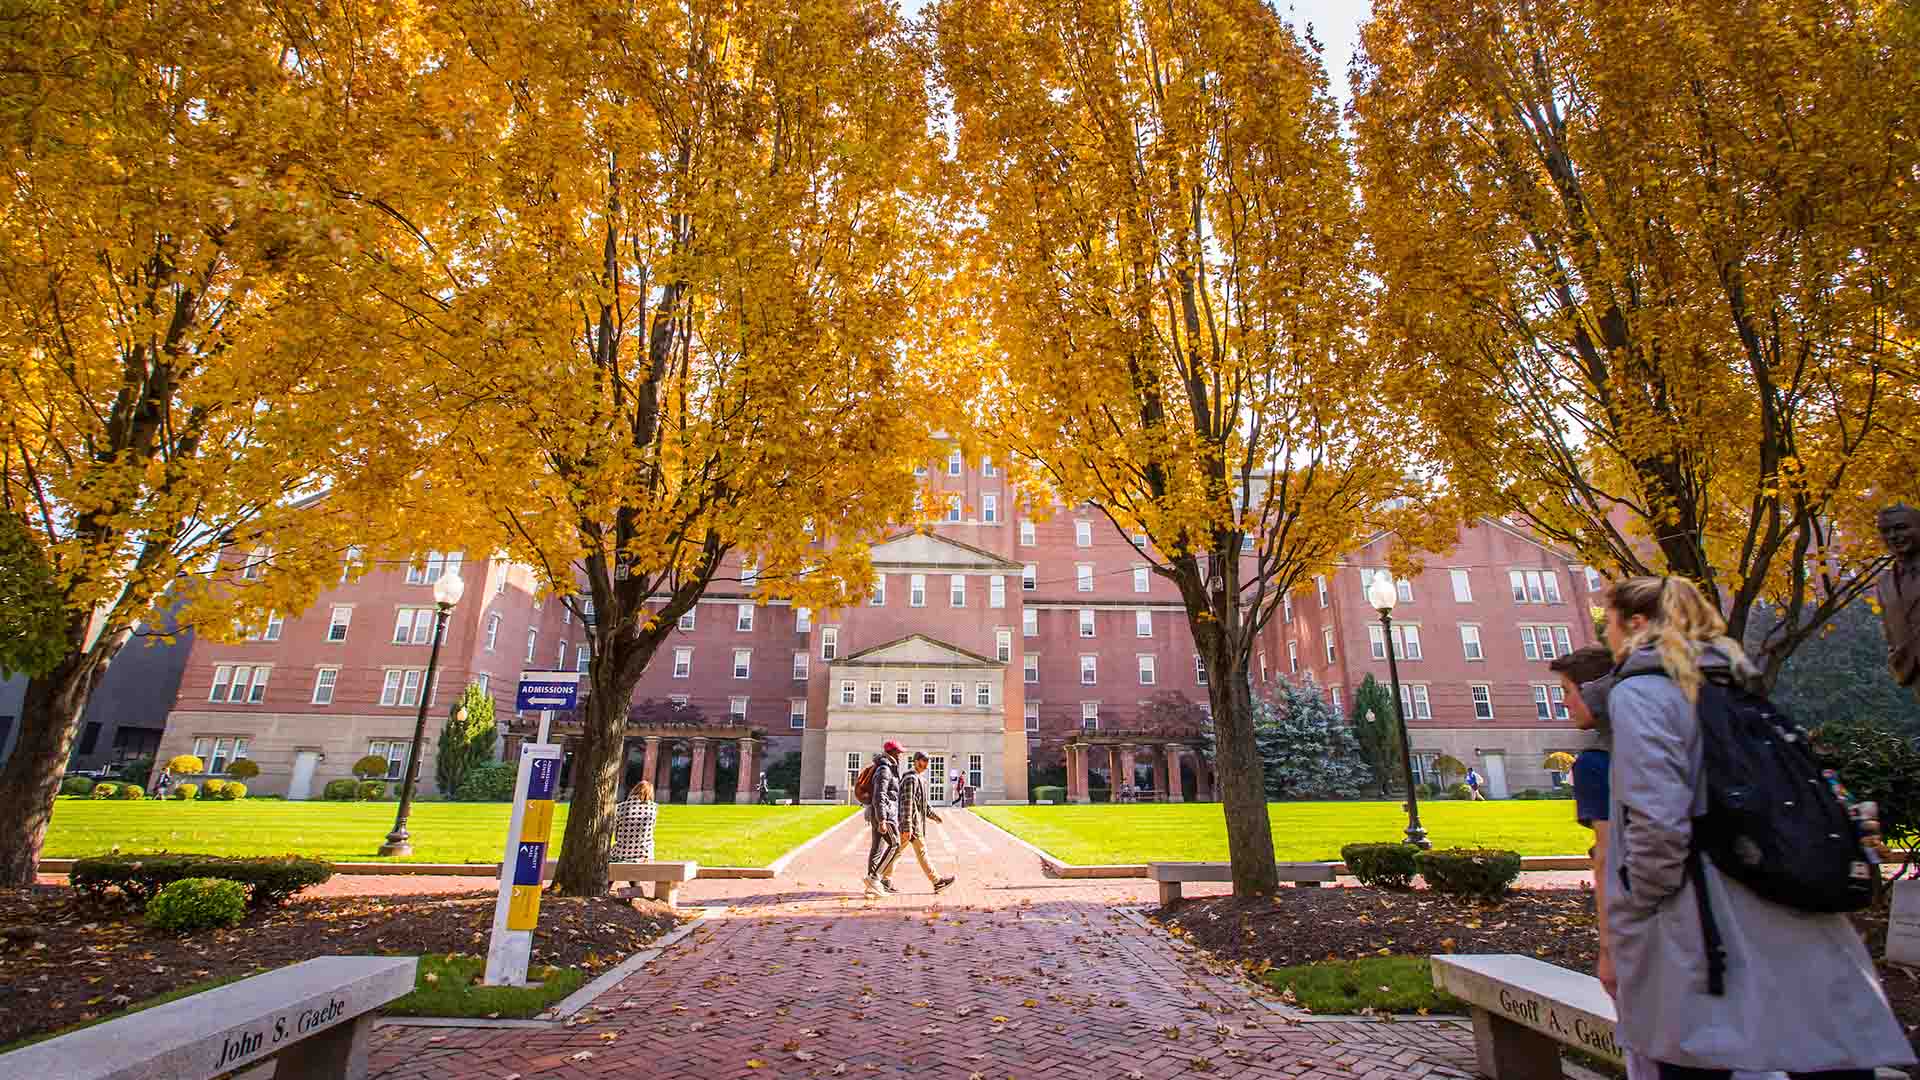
[483,743,564,986]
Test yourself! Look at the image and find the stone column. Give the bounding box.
[735,738,758,803]
[1146,750,1164,800]
[1064,744,1082,803]
[1165,745,1186,802]
[1104,746,1120,796]
[687,738,713,804]
[656,742,675,795]
[1118,746,1137,798]
[1195,761,1213,802]
[702,739,720,799]
[641,736,662,795]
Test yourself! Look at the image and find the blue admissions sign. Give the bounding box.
[516,672,580,712]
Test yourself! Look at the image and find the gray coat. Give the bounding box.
[1606,645,1912,1071]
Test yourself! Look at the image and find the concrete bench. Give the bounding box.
[1430,954,1622,1079]
[0,955,416,1080]
[1148,861,1337,905]
[608,860,699,908]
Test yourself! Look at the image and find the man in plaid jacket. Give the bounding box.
[882,751,956,895]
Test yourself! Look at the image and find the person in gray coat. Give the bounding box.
[1602,576,1912,1080]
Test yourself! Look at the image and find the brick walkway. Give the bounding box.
[369,810,1481,1080]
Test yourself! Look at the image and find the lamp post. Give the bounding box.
[1367,571,1429,849]
[380,570,465,856]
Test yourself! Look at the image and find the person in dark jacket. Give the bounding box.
[862,741,904,899]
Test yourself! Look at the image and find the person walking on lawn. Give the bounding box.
[882,751,956,895]
[861,741,905,899]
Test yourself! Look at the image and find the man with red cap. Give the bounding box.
[861,741,904,899]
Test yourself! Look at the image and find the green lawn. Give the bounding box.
[43,799,857,867]
[1261,956,1463,1015]
[974,801,1590,864]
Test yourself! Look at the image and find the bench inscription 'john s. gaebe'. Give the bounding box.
[215,994,352,1070]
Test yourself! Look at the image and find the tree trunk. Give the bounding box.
[0,659,100,886]
[549,663,647,896]
[1202,646,1278,895]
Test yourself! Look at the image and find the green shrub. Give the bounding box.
[1517,788,1542,800]
[358,781,387,800]
[767,788,792,804]
[91,783,119,800]
[1415,848,1523,899]
[353,755,390,781]
[146,877,248,933]
[323,778,360,801]
[60,776,95,796]
[455,762,516,802]
[117,783,145,800]
[166,754,205,775]
[1341,842,1420,890]
[115,755,157,783]
[224,758,261,782]
[1414,783,1434,797]
[1033,785,1066,805]
[172,783,199,800]
[201,779,227,798]
[71,854,335,907]
[1448,783,1472,800]
[220,781,248,800]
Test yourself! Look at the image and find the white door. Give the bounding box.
[1481,752,1509,799]
[288,751,320,801]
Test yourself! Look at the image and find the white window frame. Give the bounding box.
[982,455,997,477]
[1138,655,1156,685]
[1471,684,1494,720]
[730,696,749,721]
[736,603,754,632]
[525,628,537,662]
[910,573,927,607]
[312,668,338,705]
[983,494,999,524]
[679,607,697,631]
[1288,641,1299,673]
[1019,520,1036,546]
[896,681,912,706]
[326,605,353,643]
[1023,563,1037,591]
[840,680,857,705]
[976,682,992,706]
[733,649,752,679]
[1074,520,1093,547]
[795,607,812,633]
[1554,626,1573,656]
[946,494,964,523]
[1079,609,1095,638]
[1398,625,1423,660]
[1135,609,1152,638]
[210,665,233,703]
[868,681,884,705]
[870,573,886,606]
[789,699,807,730]
[1081,702,1099,730]
[922,681,938,706]
[485,613,499,651]
[1133,566,1149,593]
[576,646,590,673]
[793,652,809,681]
[673,647,693,679]
[556,641,568,669]
[990,575,1006,609]
[1023,608,1038,637]
[1369,624,1388,660]
[949,682,964,706]
[822,627,838,660]
[1316,574,1329,607]
[1196,655,1208,686]
[1080,655,1097,685]
[1076,564,1094,592]
[1324,628,1336,663]
[1024,703,1039,731]
[1450,569,1472,602]
[996,629,1013,662]
[1533,684,1555,721]
[950,574,966,608]
[1460,624,1484,661]
[948,448,964,476]
[1521,626,1541,660]
[1402,683,1433,721]
[1024,654,1039,683]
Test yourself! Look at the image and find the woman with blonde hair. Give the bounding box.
[1602,576,1909,1080]
[612,780,657,863]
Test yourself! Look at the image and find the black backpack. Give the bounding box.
[1623,671,1875,992]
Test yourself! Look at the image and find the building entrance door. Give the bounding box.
[288,751,320,800]
[1481,751,1509,799]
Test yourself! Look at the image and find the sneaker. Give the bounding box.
[933,876,955,894]
[880,879,896,894]
[863,878,883,899]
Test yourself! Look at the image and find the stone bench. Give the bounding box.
[1147,861,1337,905]
[608,860,699,908]
[0,955,416,1080]
[1430,954,1622,1079]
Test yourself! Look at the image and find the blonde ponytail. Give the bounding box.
[1605,575,1749,703]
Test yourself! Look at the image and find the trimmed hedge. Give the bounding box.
[1340,842,1420,890]
[117,784,145,800]
[1033,785,1066,805]
[60,776,95,796]
[1448,783,1473,800]
[71,853,335,907]
[166,754,205,775]
[220,781,248,800]
[201,779,227,798]
[91,783,119,800]
[1414,847,1522,899]
[323,778,360,800]
[147,878,248,933]
[358,781,387,800]
[455,762,515,802]
[172,783,199,800]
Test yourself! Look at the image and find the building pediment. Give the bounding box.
[836,633,1000,669]
[869,531,1023,572]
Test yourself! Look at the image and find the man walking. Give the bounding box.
[883,751,956,895]
[862,741,904,899]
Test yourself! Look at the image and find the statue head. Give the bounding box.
[1880,503,1920,561]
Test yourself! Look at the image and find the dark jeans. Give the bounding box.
[866,825,899,879]
[1656,1065,1873,1080]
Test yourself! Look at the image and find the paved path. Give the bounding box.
[370,811,1481,1080]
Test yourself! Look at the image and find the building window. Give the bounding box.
[1460,624,1484,661]
[240,547,269,581]
[1081,702,1099,730]
[577,646,590,673]
[742,559,759,588]
[525,629,537,662]
[405,551,462,585]
[950,575,966,607]
[868,682,884,705]
[1331,686,1344,715]
[1023,608,1038,637]
[485,613,499,651]
[556,641,568,669]
[1582,565,1605,593]
[795,607,812,633]
[949,682,964,706]
[793,652,809,681]
[1397,577,1414,603]
[909,574,927,607]
[1133,566,1149,593]
[1135,610,1152,638]
[1471,684,1494,720]
[1521,625,1572,660]
[790,700,807,729]
[1550,683,1569,720]
[1076,564,1094,592]
[256,610,283,642]
[733,649,751,679]
[1324,628,1336,663]
[896,682,912,706]
[673,647,692,678]
[870,573,886,606]
[1079,609,1095,637]
[1533,684,1554,721]
[847,752,864,791]
[380,668,424,707]
[990,575,1006,609]
[1369,624,1387,660]
[1401,683,1433,720]
[976,682,992,706]
[1023,564,1037,591]
[948,448,964,476]
[1020,520,1036,546]
[730,697,749,721]
[1196,656,1208,686]
[1397,625,1423,660]
[1450,569,1473,602]
[996,629,1013,662]
[1510,569,1563,604]
[1283,593,1294,622]
[737,604,754,632]
[1554,626,1572,655]
[840,680,857,705]
[393,607,433,645]
[561,603,570,626]
[968,753,984,788]
[1080,655,1097,685]
[982,455,997,477]
[191,736,250,776]
[1138,656,1156,685]
[210,664,269,704]
[1024,703,1039,731]
[983,494,999,524]
[1024,654,1039,683]
[1316,575,1328,607]
[678,607,697,631]
[923,682,938,706]
[946,495,964,523]
[823,627,838,660]
[312,669,338,705]
[915,461,929,478]
[1288,641,1299,673]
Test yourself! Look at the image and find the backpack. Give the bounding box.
[1622,670,1875,992]
[853,762,878,806]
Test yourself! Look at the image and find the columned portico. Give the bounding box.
[1064,732,1204,804]
[688,738,714,804]
[1068,743,1091,803]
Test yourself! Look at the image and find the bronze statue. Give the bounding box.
[1878,504,1920,700]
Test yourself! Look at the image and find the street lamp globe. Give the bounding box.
[433,571,466,609]
[1366,571,1397,615]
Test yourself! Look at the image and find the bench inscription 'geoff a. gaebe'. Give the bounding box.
[1433,953,1622,1080]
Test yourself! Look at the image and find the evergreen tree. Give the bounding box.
[1252,680,1375,800]
[436,684,498,797]
[1349,675,1404,795]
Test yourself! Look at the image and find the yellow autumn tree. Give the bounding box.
[1354,0,1920,684]
[0,0,444,884]
[390,0,942,894]
[935,0,1433,894]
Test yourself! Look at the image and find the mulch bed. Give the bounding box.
[0,884,683,1048]
[1159,887,1920,1053]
